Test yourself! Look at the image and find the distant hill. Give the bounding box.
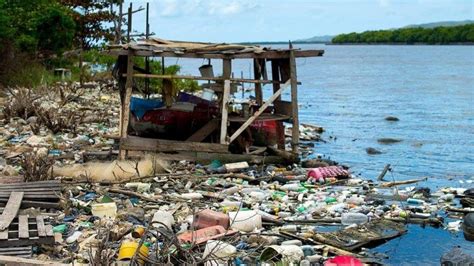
[294,35,334,43]
[403,20,474,29]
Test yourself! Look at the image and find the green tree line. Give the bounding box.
[332,24,474,44]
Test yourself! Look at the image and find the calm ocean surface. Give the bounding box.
[177,44,474,264]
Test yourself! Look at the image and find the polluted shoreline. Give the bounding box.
[0,84,473,265]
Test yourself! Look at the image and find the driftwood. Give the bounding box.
[283,218,342,224]
[377,164,391,181]
[107,188,162,203]
[378,177,427,188]
[386,217,443,226]
[446,207,474,214]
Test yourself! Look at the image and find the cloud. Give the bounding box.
[152,0,259,18]
[378,0,390,7]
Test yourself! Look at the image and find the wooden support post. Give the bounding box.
[253,59,263,105]
[289,47,299,153]
[220,58,232,144]
[119,51,134,160]
[144,2,150,94]
[220,80,231,144]
[271,60,281,101]
[229,80,291,143]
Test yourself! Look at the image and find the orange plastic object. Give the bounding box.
[177,225,237,245]
[192,209,230,230]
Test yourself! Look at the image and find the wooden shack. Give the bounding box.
[107,38,324,163]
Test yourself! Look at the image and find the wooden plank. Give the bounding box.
[45,224,53,237]
[18,215,29,239]
[229,80,291,143]
[186,119,218,142]
[253,59,263,105]
[0,188,60,193]
[271,60,281,103]
[129,73,288,84]
[119,50,135,160]
[228,113,290,122]
[36,216,46,237]
[108,49,324,59]
[274,100,292,116]
[121,136,229,153]
[0,181,60,189]
[289,47,299,153]
[220,58,232,144]
[0,229,8,240]
[220,80,231,144]
[0,192,23,231]
[0,254,67,265]
[0,200,60,210]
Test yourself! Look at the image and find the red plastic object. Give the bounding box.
[307,166,349,183]
[177,225,237,245]
[250,120,285,147]
[192,209,230,230]
[324,255,363,266]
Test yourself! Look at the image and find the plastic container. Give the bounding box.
[407,198,425,205]
[260,245,304,263]
[228,210,262,232]
[281,183,303,192]
[192,209,230,230]
[177,225,234,245]
[91,202,117,219]
[341,213,368,225]
[118,240,149,264]
[201,89,215,101]
[199,64,214,77]
[202,240,237,261]
[152,210,175,230]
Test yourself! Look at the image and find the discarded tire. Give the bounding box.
[462,213,474,242]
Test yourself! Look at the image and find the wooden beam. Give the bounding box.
[107,49,324,59]
[36,216,46,237]
[18,215,29,239]
[220,80,230,144]
[253,59,263,105]
[289,48,299,153]
[0,255,69,265]
[0,192,23,231]
[186,119,219,142]
[229,80,291,143]
[119,50,134,160]
[220,59,232,144]
[271,60,281,102]
[128,73,290,84]
[120,136,229,153]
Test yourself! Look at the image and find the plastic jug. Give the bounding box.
[341,213,368,225]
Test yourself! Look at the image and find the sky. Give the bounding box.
[124,0,474,42]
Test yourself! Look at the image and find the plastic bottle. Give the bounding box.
[341,213,368,225]
[407,198,425,205]
[281,183,303,192]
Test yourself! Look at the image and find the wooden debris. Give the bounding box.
[378,177,427,188]
[0,192,24,231]
[0,246,32,259]
[0,254,66,265]
[311,219,407,251]
[377,164,391,181]
[0,216,54,248]
[0,181,61,209]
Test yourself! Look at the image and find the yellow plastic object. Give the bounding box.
[118,241,149,264]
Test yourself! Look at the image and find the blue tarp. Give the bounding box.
[130,97,164,119]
